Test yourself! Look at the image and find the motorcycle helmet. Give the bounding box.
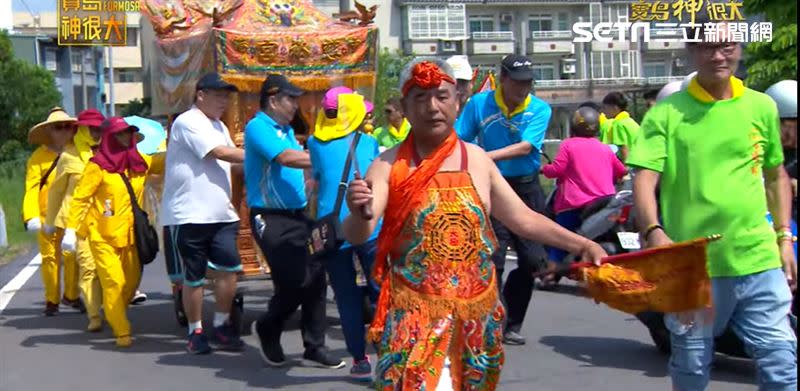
[571,106,601,137]
[764,80,797,119]
[656,81,683,102]
[680,71,697,90]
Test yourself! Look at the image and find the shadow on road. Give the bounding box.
[539,335,755,385]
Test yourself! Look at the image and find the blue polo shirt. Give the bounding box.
[308,132,382,248]
[455,90,552,177]
[244,111,307,210]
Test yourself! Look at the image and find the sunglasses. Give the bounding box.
[52,124,75,131]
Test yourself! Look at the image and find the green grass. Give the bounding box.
[0,159,34,264]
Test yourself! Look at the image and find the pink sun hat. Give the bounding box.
[322,86,354,110]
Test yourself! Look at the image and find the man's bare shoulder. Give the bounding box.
[367,145,399,179]
[463,142,492,167]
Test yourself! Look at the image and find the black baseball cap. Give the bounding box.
[501,54,535,81]
[261,74,304,98]
[196,72,238,92]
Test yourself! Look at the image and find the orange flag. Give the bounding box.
[577,235,718,315]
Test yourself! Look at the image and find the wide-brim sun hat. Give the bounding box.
[28,107,77,145]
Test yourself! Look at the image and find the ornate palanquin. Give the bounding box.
[141,0,378,276]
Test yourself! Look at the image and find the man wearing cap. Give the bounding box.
[247,74,344,369]
[456,54,553,346]
[45,109,105,328]
[24,107,81,316]
[446,55,474,115]
[160,72,246,354]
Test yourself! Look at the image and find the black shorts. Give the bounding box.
[162,226,184,284]
[165,222,242,287]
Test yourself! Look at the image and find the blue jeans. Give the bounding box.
[324,239,380,361]
[546,209,583,263]
[666,268,797,391]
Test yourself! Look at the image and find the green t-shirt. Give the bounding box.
[372,119,411,149]
[603,111,640,153]
[627,79,784,277]
[598,117,613,142]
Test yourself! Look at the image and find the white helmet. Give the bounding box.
[764,80,797,119]
[656,81,683,102]
[680,71,697,90]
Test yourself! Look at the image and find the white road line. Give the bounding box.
[0,254,41,314]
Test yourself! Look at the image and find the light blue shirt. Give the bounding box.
[308,132,382,248]
[244,111,307,210]
[455,90,552,177]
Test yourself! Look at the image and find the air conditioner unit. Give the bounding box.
[441,40,458,52]
[500,13,513,24]
[561,58,577,74]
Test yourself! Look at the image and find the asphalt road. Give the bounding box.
[0,252,757,390]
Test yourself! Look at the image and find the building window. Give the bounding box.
[532,63,555,81]
[44,48,57,71]
[113,68,141,83]
[71,51,82,72]
[557,12,569,31]
[469,16,494,33]
[528,14,553,33]
[644,62,667,77]
[125,28,138,47]
[408,4,467,40]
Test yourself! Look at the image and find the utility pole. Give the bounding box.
[339,0,349,13]
[108,46,115,116]
[81,49,88,112]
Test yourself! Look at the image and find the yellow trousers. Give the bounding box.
[39,229,79,305]
[90,240,141,337]
[76,236,102,322]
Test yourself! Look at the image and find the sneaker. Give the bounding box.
[43,302,59,316]
[131,291,147,305]
[186,329,212,355]
[211,322,245,351]
[251,320,286,367]
[302,348,346,369]
[503,330,526,346]
[349,357,372,382]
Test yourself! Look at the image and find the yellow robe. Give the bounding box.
[66,153,165,338]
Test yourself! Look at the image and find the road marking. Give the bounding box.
[0,254,41,314]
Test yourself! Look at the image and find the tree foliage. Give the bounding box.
[373,48,412,127]
[122,97,152,117]
[743,0,798,91]
[0,30,62,161]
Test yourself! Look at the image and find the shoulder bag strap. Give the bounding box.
[332,132,363,217]
[118,173,143,213]
[39,154,61,190]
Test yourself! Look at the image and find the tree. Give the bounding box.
[372,48,412,126]
[0,30,62,161]
[121,97,152,117]
[743,0,798,91]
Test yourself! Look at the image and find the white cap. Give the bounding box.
[765,80,797,118]
[446,55,473,81]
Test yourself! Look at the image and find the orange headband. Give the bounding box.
[401,61,456,96]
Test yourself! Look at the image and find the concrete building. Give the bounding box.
[379,0,693,140]
[11,11,145,116]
